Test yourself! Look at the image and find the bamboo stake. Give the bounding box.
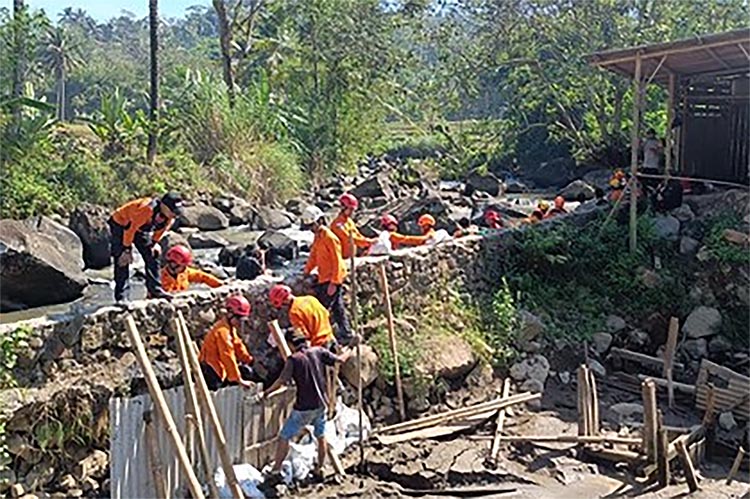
[143,410,168,499]
[378,263,406,421]
[726,446,746,485]
[663,317,679,408]
[675,439,699,492]
[642,379,658,464]
[177,312,243,499]
[124,315,205,499]
[488,378,511,465]
[656,410,670,488]
[588,367,599,436]
[349,232,365,471]
[577,366,591,436]
[268,320,292,359]
[629,50,643,254]
[173,317,220,499]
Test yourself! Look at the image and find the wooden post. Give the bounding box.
[665,72,676,175]
[587,368,599,436]
[173,317,220,499]
[663,317,679,408]
[726,446,746,485]
[675,439,699,492]
[143,411,168,499]
[629,50,643,254]
[123,315,205,499]
[349,232,365,471]
[577,366,589,436]
[268,320,292,360]
[642,379,658,463]
[656,410,669,488]
[489,378,511,464]
[378,263,406,421]
[176,312,243,499]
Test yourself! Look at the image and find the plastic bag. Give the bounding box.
[368,230,392,255]
[426,229,451,246]
[215,463,265,498]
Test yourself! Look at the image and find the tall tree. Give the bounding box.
[213,0,236,107]
[146,0,159,163]
[41,26,83,120]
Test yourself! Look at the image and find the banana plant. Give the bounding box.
[81,88,147,157]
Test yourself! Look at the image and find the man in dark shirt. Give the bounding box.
[260,332,356,482]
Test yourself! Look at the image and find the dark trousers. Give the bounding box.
[109,220,164,301]
[200,362,258,391]
[313,282,353,345]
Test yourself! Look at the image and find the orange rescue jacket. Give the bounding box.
[161,267,223,293]
[304,226,347,285]
[288,295,334,347]
[199,318,252,382]
[111,197,172,247]
[389,231,429,250]
[331,213,371,259]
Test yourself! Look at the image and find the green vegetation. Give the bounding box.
[0,325,30,389]
[703,212,749,267]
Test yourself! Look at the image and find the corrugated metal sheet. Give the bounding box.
[110,386,249,499]
[695,359,750,421]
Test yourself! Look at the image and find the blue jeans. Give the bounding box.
[280,407,326,441]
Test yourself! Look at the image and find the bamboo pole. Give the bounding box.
[349,232,365,471]
[123,315,205,499]
[629,50,643,254]
[173,317,220,499]
[176,312,243,499]
[143,410,168,499]
[577,366,590,436]
[726,446,746,485]
[378,263,406,421]
[665,73,676,174]
[663,317,679,408]
[642,379,658,463]
[588,368,599,436]
[488,378,511,465]
[675,439,699,492]
[656,410,670,488]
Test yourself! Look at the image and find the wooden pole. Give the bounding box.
[268,320,292,359]
[665,72,676,175]
[656,410,670,488]
[143,410,168,499]
[588,368,599,436]
[675,439,699,492]
[123,315,205,499]
[176,312,243,499]
[629,50,643,254]
[663,317,679,408]
[349,232,365,471]
[726,446,746,485]
[642,379,658,463]
[577,366,590,436]
[488,378,511,465]
[173,317,220,499]
[378,263,406,421]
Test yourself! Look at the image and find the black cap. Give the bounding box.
[285,330,308,349]
[161,192,184,216]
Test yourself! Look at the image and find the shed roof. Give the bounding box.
[587,28,750,84]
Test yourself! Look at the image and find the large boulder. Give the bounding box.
[510,354,550,385]
[212,196,256,226]
[653,215,680,241]
[257,230,298,265]
[525,158,574,188]
[340,344,379,388]
[187,232,229,249]
[254,207,293,230]
[682,306,722,338]
[218,245,242,267]
[69,203,111,269]
[464,171,504,197]
[416,335,477,380]
[581,169,613,191]
[0,217,88,310]
[179,205,229,231]
[351,173,395,201]
[559,180,595,201]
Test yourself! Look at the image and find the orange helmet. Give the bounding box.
[225,295,251,317]
[614,169,626,180]
[554,196,565,209]
[417,214,436,228]
[165,245,192,266]
[380,214,398,229]
[269,284,292,309]
[339,193,359,209]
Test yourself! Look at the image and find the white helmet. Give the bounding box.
[301,205,324,225]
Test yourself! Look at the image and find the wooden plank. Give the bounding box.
[726,447,746,485]
[327,445,346,476]
[642,379,658,464]
[584,446,644,464]
[611,348,684,371]
[143,411,168,499]
[675,439,699,492]
[663,317,679,408]
[578,366,590,436]
[268,320,292,359]
[657,411,670,488]
[588,368,600,436]
[635,374,696,395]
[488,378,511,464]
[493,435,642,445]
[377,411,496,445]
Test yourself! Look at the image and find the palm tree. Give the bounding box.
[147,0,159,163]
[41,26,83,121]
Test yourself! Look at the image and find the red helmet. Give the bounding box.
[225,295,251,317]
[484,210,501,222]
[339,193,359,209]
[269,284,292,309]
[417,214,436,228]
[165,245,192,266]
[380,214,398,229]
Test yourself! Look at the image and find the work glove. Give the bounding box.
[117,249,133,266]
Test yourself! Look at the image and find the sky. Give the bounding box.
[8,0,211,21]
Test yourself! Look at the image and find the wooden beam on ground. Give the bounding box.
[268,320,292,360]
[378,263,406,421]
[377,392,541,436]
[488,378,511,465]
[656,411,670,488]
[493,435,642,445]
[726,446,746,485]
[124,315,205,499]
[584,446,644,464]
[641,425,705,478]
[327,444,346,477]
[675,439,699,492]
[143,411,168,499]
[377,411,495,445]
[635,374,696,395]
[663,317,679,408]
[611,348,684,371]
[177,312,243,499]
[642,379,658,464]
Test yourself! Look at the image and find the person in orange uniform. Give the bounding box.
[199,295,257,391]
[380,214,429,250]
[545,196,568,218]
[108,192,184,302]
[609,169,627,202]
[417,214,437,238]
[525,200,549,224]
[301,205,353,345]
[269,284,336,349]
[161,245,223,293]
[331,193,375,259]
